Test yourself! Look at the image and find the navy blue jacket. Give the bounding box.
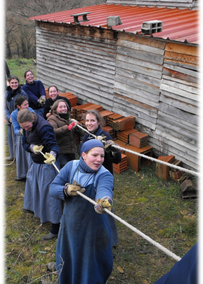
[22,114,59,164]
[22,80,46,110]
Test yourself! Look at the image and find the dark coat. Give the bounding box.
[22,114,59,163]
[22,80,46,109]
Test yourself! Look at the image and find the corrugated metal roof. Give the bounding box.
[30,4,199,44]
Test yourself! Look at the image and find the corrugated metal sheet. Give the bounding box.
[106,0,199,10]
[30,4,199,44]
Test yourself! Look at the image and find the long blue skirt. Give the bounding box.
[7,124,15,158]
[15,135,32,179]
[24,162,62,224]
[56,183,113,284]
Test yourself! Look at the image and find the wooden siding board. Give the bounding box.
[165,42,198,56]
[161,78,199,95]
[164,51,198,65]
[163,67,198,83]
[154,128,198,152]
[37,52,116,79]
[117,54,163,72]
[164,59,198,71]
[160,93,198,114]
[162,75,198,88]
[149,139,198,165]
[116,66,161,87]
[118,33,166,49]
[156,119,197,141]
[116,60,162,80]
[117,39,165,55]
[37,29,117,49]
[37,39,117,62]
[37,59,115,87]
[149,138,198,168]
[112,96,157,129]
[115,73,160,96]
[114,93,158,117]
[157,111,198,135]
[39,22,117,41]
[114,84,159,107]
[113,106,157,129]
[117,46,164,65]
[160,83,198,102]
[163,63,198,78]
[159,102,199,126]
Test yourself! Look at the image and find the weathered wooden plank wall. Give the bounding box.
[35,22,117,110]
[112,33,164,131]
[151,42,199,169]
[106,0,199,9]
[35,22,199,170]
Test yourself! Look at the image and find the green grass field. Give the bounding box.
[7,58,36,85]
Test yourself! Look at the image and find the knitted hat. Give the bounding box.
[80,139,104,154]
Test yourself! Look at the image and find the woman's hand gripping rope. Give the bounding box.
[38,148,60,173]
[63,181,86,196]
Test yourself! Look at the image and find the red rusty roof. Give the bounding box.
[30,4,199,44]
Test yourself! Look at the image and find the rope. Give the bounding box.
[76,124,199,177]
[40,150,181,262]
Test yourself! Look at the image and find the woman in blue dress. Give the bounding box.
[11,95,34,181]
[4,75,28,160]
[50,139,114,284]
[17,108,63,240]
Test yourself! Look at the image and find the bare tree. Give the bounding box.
[5,0,106,58]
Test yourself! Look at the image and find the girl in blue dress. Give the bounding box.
[50,139,114,284]
[4,75,28,160]
[11,95,34,181]
[17,108,62,240]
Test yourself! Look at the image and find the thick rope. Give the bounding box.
[76,124,199,177]
[41,150,181,262]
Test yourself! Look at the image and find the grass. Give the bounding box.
[7,58,36,85]
[5,59,198,283]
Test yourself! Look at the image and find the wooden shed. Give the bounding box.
[30,0,199,170]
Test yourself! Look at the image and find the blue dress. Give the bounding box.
[22,114,62,224]
[11,107,34,179]
[50,158,114,284]
[4,86,28,158]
